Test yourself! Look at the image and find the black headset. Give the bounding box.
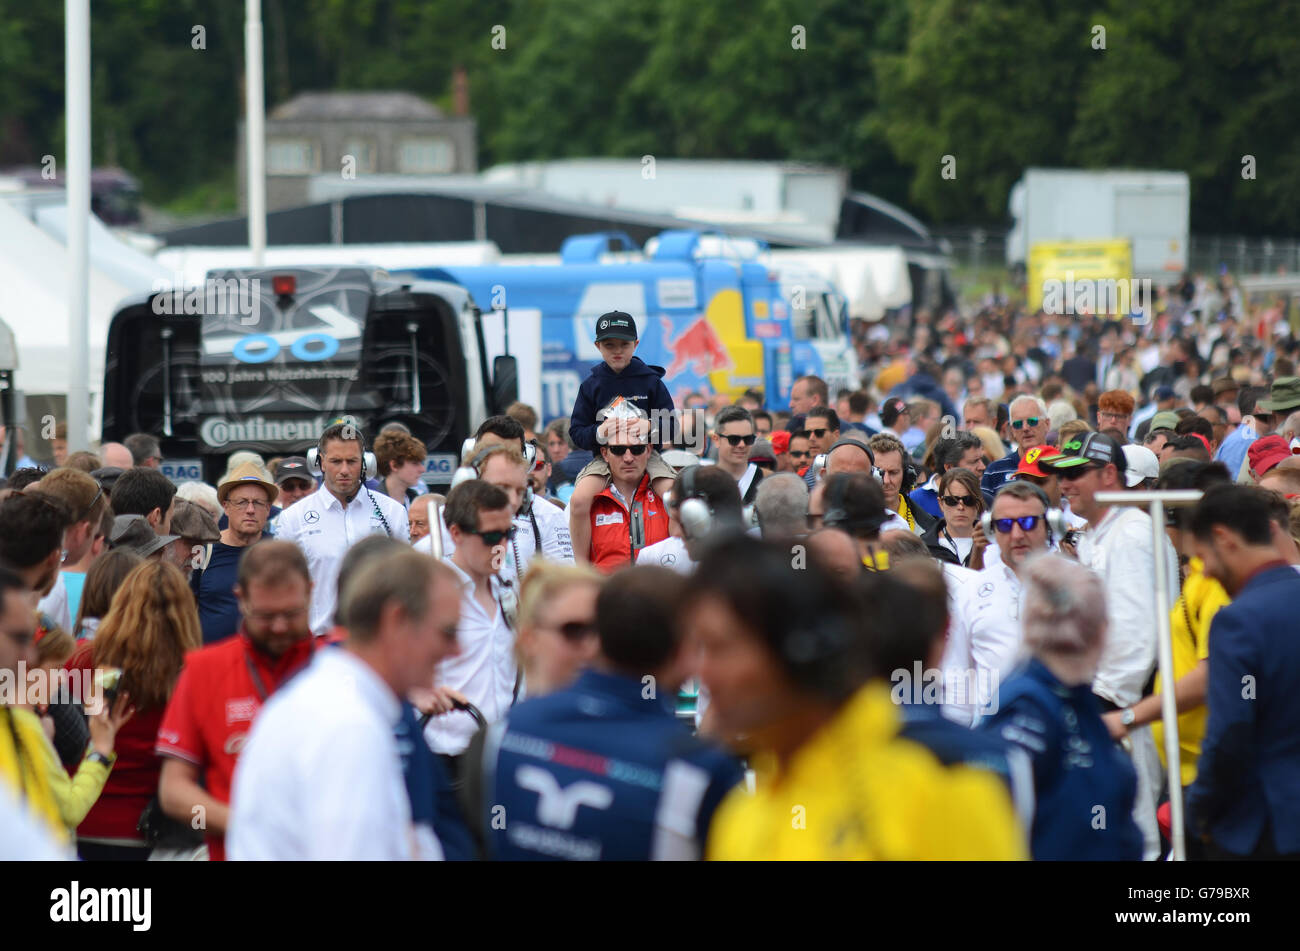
[822,472,889,538]
[980,481,1068,543]
[451,444,541,550]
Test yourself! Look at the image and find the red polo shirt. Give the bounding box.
[588,472,670,573]
[156,631,314,860]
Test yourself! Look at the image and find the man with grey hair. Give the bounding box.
[981,395,1049,495]
[228,549,461,860]
[124,432,163,467]
[753,473,810,541]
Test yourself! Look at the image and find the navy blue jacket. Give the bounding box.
[394,700,474,861]
[1188,564,1300,856]
[981,447,1021,497]
[569,357,675,452]
[479,669,742,861]
[983,657,1142,861]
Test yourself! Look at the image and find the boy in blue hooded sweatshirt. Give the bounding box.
[567,311,677,561]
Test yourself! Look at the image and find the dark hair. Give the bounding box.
[881,398,908,429]
[1189,484,1276,546]
[0,564,28,603]
[752,410,772,428]
[683,534,869,700]
[713,405,753,431]
[318,421,366,455]
[672,465,743,528]
[938,468,984,513]
[848,390,871,415]
[110,467,177,519]
[794,375,829,405]
[1175,415,1214,444]
[935,432,984,473]
[443,479,511,533]
[1239,386,1265,417]
[124,433,162,466]
[0,493,71,569]
[595,566,687,672]
[821,472,887,539]
[856,565,947,678]
[7,467,48,491]
[474,415,526,453]
[1190,384,1214,406]
[806,406,840,431]
[73,548,143,636]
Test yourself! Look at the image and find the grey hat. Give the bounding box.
[169,498,221,544]
[109,514,178,558]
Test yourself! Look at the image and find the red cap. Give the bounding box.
[1248,434,1292,477]
[1015,445,1059,478]
[770,430,791,455]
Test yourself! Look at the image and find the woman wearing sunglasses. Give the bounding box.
[922,468,984,567]
[514,561,604,697]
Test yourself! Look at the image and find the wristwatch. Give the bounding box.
[1120,707,1136,727]
[87,751,114,768]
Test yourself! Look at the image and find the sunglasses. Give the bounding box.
[549,620,598,642]
[940,494,976,508]
[1010,417,1042,430]
[606,444,648,457]
[469,526,517,546]
[808,428,831,438]
[77,484,105,522]
[789,450,811,459]
[1055,465,1101,482]
[720,433,757,447]
[992,515,1043,534]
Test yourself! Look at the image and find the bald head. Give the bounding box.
[99,442,133,469]
[826,439,875,477]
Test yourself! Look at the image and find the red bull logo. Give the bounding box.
[662,316,733,379]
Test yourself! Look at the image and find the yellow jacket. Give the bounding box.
[0,706,112,841]
[707,682,1027,860]
[1153,558,1228,787]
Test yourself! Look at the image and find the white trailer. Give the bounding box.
[1006,169,1190,283]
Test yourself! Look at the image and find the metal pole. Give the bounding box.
[1096,489,1201,861]
[245,0,267,265]
[65,0,91,453]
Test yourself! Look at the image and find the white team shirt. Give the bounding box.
[273,485,409,636]
[947,561,1028,725]
[635,535,695,574]
[228,647,437,860]
[1078,505,1179,708]
[424,558,518,756]
[36,573,71,633]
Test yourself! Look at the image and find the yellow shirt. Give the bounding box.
[0,706,112,842]
[1153,558,1228,787]
[706,682,1027,860]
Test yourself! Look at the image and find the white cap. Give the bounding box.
[1122,444,1160,487]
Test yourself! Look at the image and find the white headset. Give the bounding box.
[979,482,1068,542]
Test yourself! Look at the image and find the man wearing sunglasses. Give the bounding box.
[980,395,1050,497]
[1039,430,1179,860]
[801,407,841,490]
[587,427,670,573]
[425,480,519,767]
[710,406,765,505]
[946,482,1052,728]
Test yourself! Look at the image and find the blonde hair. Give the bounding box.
[517,560,603,632]
[36,625,76,668]
[970,426,1006,464]
[92,560,201,711]
[1057,419,1092,445]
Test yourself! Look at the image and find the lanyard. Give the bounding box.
[244,646,270,703]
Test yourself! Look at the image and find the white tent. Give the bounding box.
[35,203,171,294]
[0,201,132,433]
[766,246,912,322]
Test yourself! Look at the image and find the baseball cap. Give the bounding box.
[274,456,313,485]
[110,515,178,558]
[1121,444,1160,488]
[748,438,776,466]
[1148,411,1180,433]
[1258,376,1300,414]
[1153,385,1177,401]
[1014,445,1059,478]
[1248,434,1293,477]
[594,311,638,343]
[169,498,221,544]
[1039,431,1126,472]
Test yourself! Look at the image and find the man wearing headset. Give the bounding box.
[944,481,1055,728]
[636,465,743,575]
[274,421,409,638]
[866,432,936,535]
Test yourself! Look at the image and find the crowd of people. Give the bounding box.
[4,286,1300,862]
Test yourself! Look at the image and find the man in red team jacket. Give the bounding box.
[155,541,315,860]
[588,426,670,572]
